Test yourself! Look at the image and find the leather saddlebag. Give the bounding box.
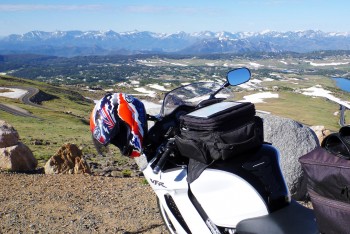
[299,147,350,234]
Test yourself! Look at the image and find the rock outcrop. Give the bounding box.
[29,90,58,104]
[309,125,332,145]
[44,143,91,175]
[0,120,37,171]
[258,113,319,200]
[0,120,19,148]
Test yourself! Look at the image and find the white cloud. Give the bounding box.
[0,4,104,12]
[123,5,176,13]
[122,5,217,15]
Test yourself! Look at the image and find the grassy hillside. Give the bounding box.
[0,75,102,165]
[232,72,349,131]
[255,91,342,129]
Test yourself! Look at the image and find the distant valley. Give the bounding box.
[0,30,350,135]
[0,50,350,163]
[1,51,350,88]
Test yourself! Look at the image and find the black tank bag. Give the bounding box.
[175,102,263,164]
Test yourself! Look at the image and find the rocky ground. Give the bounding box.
[0,171,168,234]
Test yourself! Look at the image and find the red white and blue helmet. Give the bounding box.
[90,93,147,157]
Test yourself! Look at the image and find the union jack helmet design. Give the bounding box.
[90,93,147,157]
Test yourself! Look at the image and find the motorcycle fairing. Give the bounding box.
[190,168,269,227]
[142,163,212,233]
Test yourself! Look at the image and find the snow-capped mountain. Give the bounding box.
[0,30,349,57]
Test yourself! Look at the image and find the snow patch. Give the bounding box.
[249,62,264,68]
[307,61,349,67]
[301,86,350,109]
[158,59,188,67]
[0,87,28,99]
[242,92,279,103]
[134,87,156,97]
[206,63,216,66]
[250,79,262,84]
[148,84,169,91]
[279,60,288,65]
[238,79,261,90]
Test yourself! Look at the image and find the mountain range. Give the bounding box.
[0,30,350,57]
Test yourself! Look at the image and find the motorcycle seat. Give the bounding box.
[235,200,318,234]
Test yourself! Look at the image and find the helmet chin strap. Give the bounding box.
[121,126,133,156]
[110,121,134,157]
[121,145,133,156]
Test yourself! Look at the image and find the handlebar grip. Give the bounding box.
[153,147,171,174]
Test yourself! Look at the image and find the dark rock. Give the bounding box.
[29,90,58,104]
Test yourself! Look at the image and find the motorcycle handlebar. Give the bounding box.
[147,114,161,121]
[153,139,175,174]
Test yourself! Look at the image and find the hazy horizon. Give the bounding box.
[2,28,350,38]
[1,0,350,37]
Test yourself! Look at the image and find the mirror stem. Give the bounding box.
[209,82,228,99]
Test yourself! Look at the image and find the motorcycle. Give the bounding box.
[140,68,318,234]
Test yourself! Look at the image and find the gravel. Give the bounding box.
[0,172,168,234]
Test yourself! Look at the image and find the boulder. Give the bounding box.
[0,120,19,148]
[258,113,319,200]
[309,125,332,145]
[0,142,37,171]
[44,143,91,175]
[0,120,37,172]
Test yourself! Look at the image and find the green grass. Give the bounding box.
[121,169,133,177]
[0,75,97,165]
[255,91,341,131]
[233,73,349,131]
[0,75,135,168]
[233,87,343,131]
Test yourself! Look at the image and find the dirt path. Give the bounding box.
[0,172,168,234]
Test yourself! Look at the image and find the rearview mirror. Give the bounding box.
[227,68,251,86]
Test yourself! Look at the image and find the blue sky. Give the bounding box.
[0,0,349,36]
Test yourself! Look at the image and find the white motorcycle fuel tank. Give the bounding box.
[189,143,290,228]
[190,168,269,227]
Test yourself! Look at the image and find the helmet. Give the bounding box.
[90,93,147,157]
